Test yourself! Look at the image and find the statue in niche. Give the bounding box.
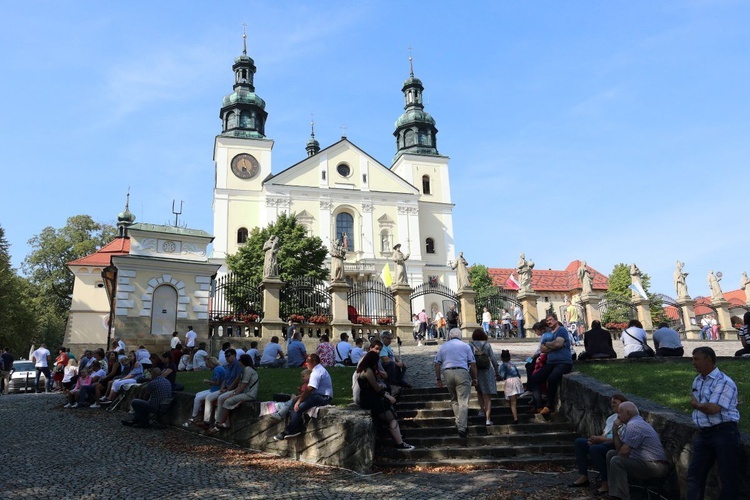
[452,252,471,290]
[674,260,689,300]
[707,270,724,302]
[262,235,280,279]
[516,253,534,293]
[329,239,346,282]
[392,243,410,285]
[578,261,593,295]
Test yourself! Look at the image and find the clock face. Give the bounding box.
[231,153,260,179]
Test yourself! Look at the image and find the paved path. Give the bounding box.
[1,393,577,499]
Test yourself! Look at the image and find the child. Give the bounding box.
[499,350,523,424]
[412,314,421,343]
[269,368,311,420]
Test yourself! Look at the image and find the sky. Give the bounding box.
[1,1,749,300]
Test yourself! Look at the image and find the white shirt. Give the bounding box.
[32,347,50,368]
[185,329,197,348]
[192,349,208,370]
[621,327,647,356]
[309,363,333,397]
[482,311,492,323]
[514,306,523,321]
[170,336,180,349]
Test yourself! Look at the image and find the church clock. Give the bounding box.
[230,153,260,179]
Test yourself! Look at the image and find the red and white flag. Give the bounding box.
[505,273,521,290]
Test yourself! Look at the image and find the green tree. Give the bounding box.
[21,215,115,347]
[469,263,502,321]
[603,263,662,326]
[227,212,327,284]
[0,225,38,355]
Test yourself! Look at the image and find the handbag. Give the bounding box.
[624,329,655,357]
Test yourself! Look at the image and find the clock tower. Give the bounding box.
[213,33,274,262]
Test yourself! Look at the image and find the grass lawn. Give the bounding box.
[575,359,750,433]
[176,366,356,407]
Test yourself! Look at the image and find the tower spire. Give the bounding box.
[408,46,414,77]
[116,188,136,238]
[306,114,320,157]
[393,48,439,160]
[242,23,248,55]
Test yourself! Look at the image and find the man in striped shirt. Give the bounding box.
[687,346,740,500]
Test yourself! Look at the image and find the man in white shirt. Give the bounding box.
[514,305,525,338]
[275,353,333,440]
[31,343,51,393]
[334,333,354,366]
[185,326,197,348]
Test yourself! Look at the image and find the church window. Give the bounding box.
[336,212,354,251]
[240,111,252,128]
[418,129,428,145]
[362,173,367,183]
[404,130,415,146]
[237,227,248,244]
[322,170,326,180]
[425,238,435,254]
[336,163,351,177]
[422,175,431,195]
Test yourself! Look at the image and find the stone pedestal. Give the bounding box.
[457,287,479,338]
[632,298,653,332]
[329,281,353,339]
[517,291,540,338]
[391,284,413,340]
[579,293,601,327]
[260,278,284,338]
[677,298,702,340]
[712,298,737,339]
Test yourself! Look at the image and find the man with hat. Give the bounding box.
[392,243,410,285]
[380,331,411,388]
[434,328,477,438]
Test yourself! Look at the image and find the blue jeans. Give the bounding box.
[687,422,741,500]
[575,437,614,480]
[285,394,331,434]
[530,362,572,410]
[517,319,525,338]
[131,398,154,424]
[35,367,50,392]
[482,322,491,335]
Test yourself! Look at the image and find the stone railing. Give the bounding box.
[118,389,375,473]
[560,369,750,499]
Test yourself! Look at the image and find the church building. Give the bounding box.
[210,38,458,297]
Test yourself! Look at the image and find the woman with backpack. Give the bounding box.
[471,328,500,426]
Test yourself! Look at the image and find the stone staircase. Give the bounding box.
[374,387,578,468]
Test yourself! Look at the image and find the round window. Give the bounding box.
[336,163,351,177]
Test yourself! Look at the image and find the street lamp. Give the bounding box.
[101,265,118,350]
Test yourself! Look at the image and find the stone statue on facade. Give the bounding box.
[674,260,689,300]
[741,272,750,304]
[392,243,410,285]
[452,252,471,290]
[329,238,346,282]
[516,253,535,293]
[262,235,280,279]
[707,270,724,302]
[578,261,593,295]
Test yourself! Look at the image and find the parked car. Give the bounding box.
[7,360,45,393]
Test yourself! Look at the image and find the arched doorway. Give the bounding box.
[151,285,177,335]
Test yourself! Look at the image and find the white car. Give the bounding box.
[7,360,46,393]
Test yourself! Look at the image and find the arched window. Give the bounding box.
[237,227,248,244]
[425,238,435,254]
[422,175,431,195]
[336,212,354,251]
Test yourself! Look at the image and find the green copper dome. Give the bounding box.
[219,38,268,139]
[395,108,435,128]
[222,89,266,109]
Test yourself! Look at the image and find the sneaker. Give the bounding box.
[99,396,108,401]
[273,432,287,441]
[71,403,79,408]
[417,341,422,346]
[485,420,493,426]
[458,430,468,438]
[395,442,415,451]
[207,426,220,434]
[182,422,191,428]
[269,412,283,421]
[89,403,101,409]
[100,399,112,405]
[284,431,302,439]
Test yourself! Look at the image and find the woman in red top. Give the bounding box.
[52,347,69,392]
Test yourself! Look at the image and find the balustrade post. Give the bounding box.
[260,277,284,338]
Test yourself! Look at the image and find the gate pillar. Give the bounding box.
[712,298,737,339]
[517,291,540,338]
[677,297,702,339]
[458,288,480,338]
[260,278,284,338]
[391,283,414,339]
[580,294,602,327]
[632,298,653,332]
[329,282,353,339]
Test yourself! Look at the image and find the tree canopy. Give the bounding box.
[603,263,665,326]
[226,212,328,283]
[0,225,36,354]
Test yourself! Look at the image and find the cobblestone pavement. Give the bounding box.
[0,393,577,499]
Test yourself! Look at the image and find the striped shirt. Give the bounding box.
[621,415,668,462]
[691,367,740,428]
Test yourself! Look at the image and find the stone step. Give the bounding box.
[397,406,539,420]
[396,399,533,411]
[376,442,574,461]
[398,413,562,428]
[373,453,575,469]
[384,430,579,448]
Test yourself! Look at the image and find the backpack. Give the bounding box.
[472,341,490,369]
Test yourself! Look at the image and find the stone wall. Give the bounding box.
[560,371,750,499]
[119,389,375,473]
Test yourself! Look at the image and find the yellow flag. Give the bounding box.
[381,263,392,287]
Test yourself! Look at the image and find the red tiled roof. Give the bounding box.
[487,260,608,293]
[67,238,130,267]
[664,305,680,320]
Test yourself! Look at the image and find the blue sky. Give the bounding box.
[1,1,749,299]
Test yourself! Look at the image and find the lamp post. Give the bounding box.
[101,265,118,350]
